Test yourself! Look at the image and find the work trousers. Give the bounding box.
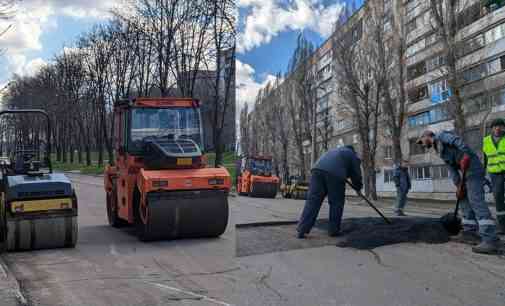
[460,170,498,242]
[395,188,408,212]
[489,173,505,230]
[297,170,345,235]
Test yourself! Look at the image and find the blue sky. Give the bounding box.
[236,0,363,111]
[0,0,118,91]
[0,0,363,105]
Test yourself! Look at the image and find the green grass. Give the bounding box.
[52,161,104,175]
[205,151,238,185]
[50,151,238,181]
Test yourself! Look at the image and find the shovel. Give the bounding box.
[345,180,392,224]
[440,174,465,235]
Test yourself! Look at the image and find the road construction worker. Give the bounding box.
[482,118,505,235]
[297,145,362,238]
[393,160,411,216]
[417,130,500,254]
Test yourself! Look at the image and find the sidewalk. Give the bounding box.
[0,255,27,306]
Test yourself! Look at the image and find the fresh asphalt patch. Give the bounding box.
[235,217,451,257]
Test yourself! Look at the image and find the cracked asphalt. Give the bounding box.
[1,173,505,306]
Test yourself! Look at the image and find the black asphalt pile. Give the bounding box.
[332,217,451,250]
[235,217,451,257]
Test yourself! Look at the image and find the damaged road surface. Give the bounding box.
[236,217,451,257]
[2,174,505,306]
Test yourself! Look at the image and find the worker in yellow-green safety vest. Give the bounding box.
[482,118,505,235]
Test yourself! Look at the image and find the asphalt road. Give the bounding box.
[1,173,505,306]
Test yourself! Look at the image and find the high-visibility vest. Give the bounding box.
[482,135,505,173]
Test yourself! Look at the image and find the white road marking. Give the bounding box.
[147,281,233,306]
[0,260,8,278]
[109,244,119,256]
[14,289,28,306]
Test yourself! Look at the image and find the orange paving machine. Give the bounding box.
[237,156,279,198]
[104,98,231,241]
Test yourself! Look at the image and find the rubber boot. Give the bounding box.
[451,231,481,245]
[395,210,406,216]
[296,231,306,239]
[472,240,500,254]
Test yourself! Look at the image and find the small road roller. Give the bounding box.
[0,110,77,251]
[280,175,309,200]
[104,98,231,241]
[237,156,279,198]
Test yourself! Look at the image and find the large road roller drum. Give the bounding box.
[136,190,229,241]
[2,177,78,251]
[249,181,277,198]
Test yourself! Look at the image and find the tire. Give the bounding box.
[106,186,127,228]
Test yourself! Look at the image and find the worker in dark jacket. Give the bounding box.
[417,130,500,254]
[393,160,411,216]
[297,145,363,238]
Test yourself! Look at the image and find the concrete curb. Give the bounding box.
[0,255,28,306]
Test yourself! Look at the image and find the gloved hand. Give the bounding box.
[459,154,471,171]
[456,182,466,200]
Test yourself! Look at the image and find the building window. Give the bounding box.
[384,145,393,159]
[408,85,428,103]
[459,34,485,58]
[410,166,431,180]
[432,165,449,180]
[406,38,425,57]
[353,134,359,144]
[426,54,446,71]
[384,169,394,183]
[406,0,419,14]
[384,13,392,32]
[430,79,451,103]
[485,0,505,12]
[407,61,426,80]
[406,17,418,33]
[456,2,483,31]
[335,119,353,131]
[408,105,450,127]
[409,139,426,155]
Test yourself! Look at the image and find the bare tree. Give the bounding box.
[333,5,381,199]
[373,0,409,165]
[203,0,235,166]
[285,34,315,180]
[428,0,475,135]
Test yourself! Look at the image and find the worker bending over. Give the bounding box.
[297,145,362,239]
[417,130,500,254]
[482,118,505,235]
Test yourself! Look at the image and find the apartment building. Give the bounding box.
[377,0,505,198]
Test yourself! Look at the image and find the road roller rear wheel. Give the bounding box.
[136,201,153,242]
[107,189,127,228]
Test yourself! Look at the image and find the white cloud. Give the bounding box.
[237,0,344,53]
[5,52,46,77]
[23,58,47,76]
[0,0,122,83]
[236,59,277,112]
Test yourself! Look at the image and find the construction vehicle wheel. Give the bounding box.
[136,201,152,242]
[106,188,127,228]
[136,190,229,241]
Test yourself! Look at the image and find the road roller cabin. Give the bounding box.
[104,98,231,241]
[237,156,279,198]
[0,110,78,251]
